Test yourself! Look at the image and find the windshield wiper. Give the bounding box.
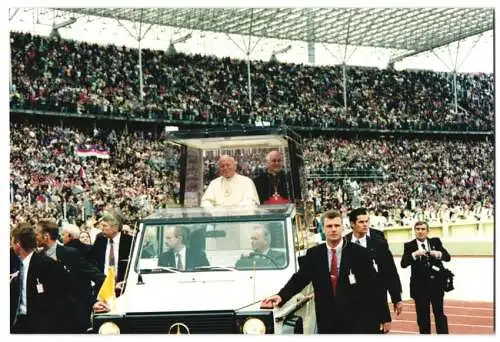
[193,266,237,272]
[139,266,180,274]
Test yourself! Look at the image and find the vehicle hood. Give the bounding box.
[116,272,285,313]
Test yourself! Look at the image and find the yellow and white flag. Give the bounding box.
[97,266,116,310]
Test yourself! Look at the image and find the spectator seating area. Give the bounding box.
[9,31,494,232]
[10,121,493,231]
[10,31,494,131]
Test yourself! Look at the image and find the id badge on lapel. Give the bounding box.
[36,278,44,294]
[348,269,357,285]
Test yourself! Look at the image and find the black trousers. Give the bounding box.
[11,315,29,334]
[414,291,449,334]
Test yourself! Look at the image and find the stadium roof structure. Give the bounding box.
[58,8,493,59]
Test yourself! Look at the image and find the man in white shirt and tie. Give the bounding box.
[401,221,451,334]
[344,207,402,333]
[10,223,71,333]
[158,226,209,270]
[201,155,260,208]
[90,210,133,296]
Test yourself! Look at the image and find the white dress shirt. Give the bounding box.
[412,239,442,260]
[18,251,34,315]
[175,246,187,271]
[201,174,260,208]
[417,239,429,253]
[105,232,121,276]
[326,239,344,272]
[350,235,367,248]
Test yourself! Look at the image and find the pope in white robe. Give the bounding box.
[201,155,260,208]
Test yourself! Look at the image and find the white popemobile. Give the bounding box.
[92,127,318,334]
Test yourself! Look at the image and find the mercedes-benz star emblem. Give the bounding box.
[168,322,190,335]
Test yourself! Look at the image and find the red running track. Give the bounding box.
[389,299,494,334]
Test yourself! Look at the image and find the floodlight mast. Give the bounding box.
[307,12,315,65]
[115,9,155,103]
[225,8,264,112]
[321,10,357,115]
[389,28,487,118]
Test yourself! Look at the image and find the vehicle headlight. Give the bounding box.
[98,322,120,335]
[242,318,266,334]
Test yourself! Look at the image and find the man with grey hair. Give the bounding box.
[253,150,292,204]
[62,223,92,261]
[35,219,105,332]
[401,221,451,334]
[90,210,133,296]
[201,155,260,208]
[235,224,286,268]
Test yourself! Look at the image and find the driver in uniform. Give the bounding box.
[235,224,285,268]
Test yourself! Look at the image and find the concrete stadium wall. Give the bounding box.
[385,220,494,257]
[394,256,494,302]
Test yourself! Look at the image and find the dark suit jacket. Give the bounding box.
[369,228,386,241]
[65,239,93,262]
[345,233,402,303]
[401,237,451,299]
[277,241,383,334]
[345,233,401,327]
[158,247,209,270]
[54,244,106,331]
[10,252,71,333]
[90,232,133,283]
[10,248,21,273]
[253,171,292,204]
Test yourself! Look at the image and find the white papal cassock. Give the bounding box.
[201,174,260,208]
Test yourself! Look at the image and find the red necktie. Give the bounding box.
[330,249,338,295]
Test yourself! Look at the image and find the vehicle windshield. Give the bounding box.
[136,220,288,272]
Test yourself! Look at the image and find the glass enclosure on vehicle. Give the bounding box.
[167,127,306,207]
[135,205,294,273]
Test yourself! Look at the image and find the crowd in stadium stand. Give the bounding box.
[10,31,494,131]
[10,122,181,231]
[303,136,494,225]
[8,25,495,336]
[10,121,494,235]
[9,31,495,236]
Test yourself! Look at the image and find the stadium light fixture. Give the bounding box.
[170,33,192,45]
[270,44,292,62]
[53,17,77,30]
[167,33,193,55]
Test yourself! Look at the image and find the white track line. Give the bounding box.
[392,320,493,328]
[397,313,493,319]
[390,330,418,334]
[401,304,493,311]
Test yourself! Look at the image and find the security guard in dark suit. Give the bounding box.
[345,207,403,333]
[262,211,382,334]
[368,227,386,241]
[35,220,105,333]
[401,221,451,334]
[10,223,71,334]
